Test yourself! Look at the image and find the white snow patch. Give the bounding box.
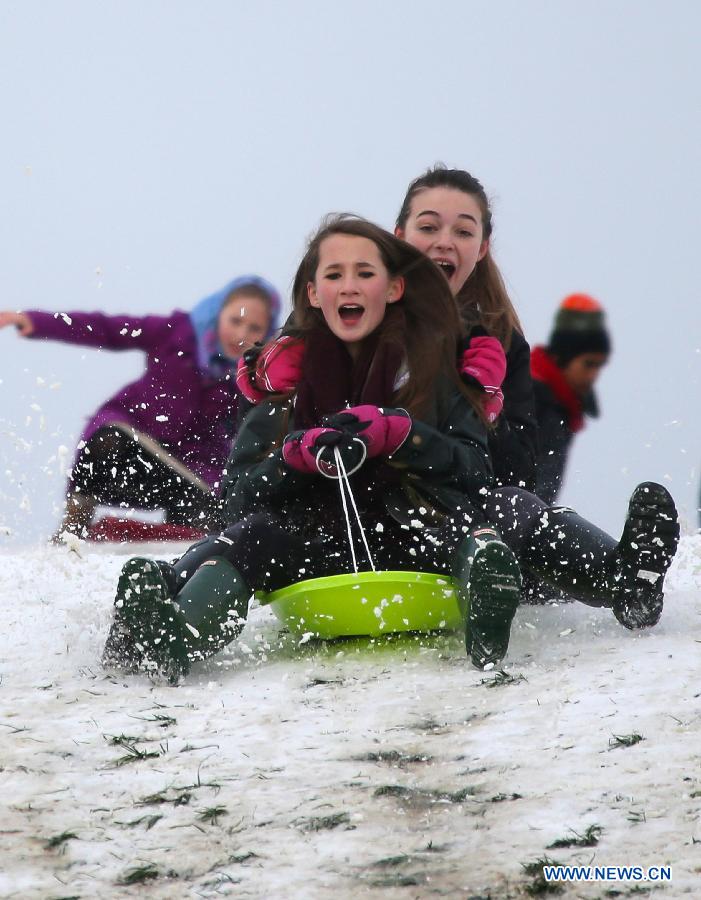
[0,536,699,895]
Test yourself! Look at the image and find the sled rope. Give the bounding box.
[334,446,376,573]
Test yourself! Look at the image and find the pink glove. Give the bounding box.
[483,389,504,424]
[325,405,411,458]
[460,335,507,395]
[236,336,305,404]
[282,427,367,477]
[236,352,268,403]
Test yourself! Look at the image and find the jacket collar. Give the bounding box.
[530,345,586,433]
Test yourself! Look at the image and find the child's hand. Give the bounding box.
[459,327,506,394]
[236,336,304,404]
[324,405,412,458]
[0,311,34,336]
[282,427,367,477]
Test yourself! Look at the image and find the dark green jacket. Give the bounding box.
[221,381,493,530]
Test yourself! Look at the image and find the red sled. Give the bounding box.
[86,517,205,543]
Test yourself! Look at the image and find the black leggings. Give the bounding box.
[483,486,617,606]
[171,509,472,595]
[171,486,619,606]
[482,487,551,555]
[70,425,222,528]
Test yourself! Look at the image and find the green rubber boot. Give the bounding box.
[102,557,184,681]
[103,556,249,683]
[454,527,522,670]
[173,557,251,663]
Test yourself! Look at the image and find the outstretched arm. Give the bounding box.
[0,312,34,336]
[17,309,174,351]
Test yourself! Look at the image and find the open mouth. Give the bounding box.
[338,304,364,324]
[433,259,456,280]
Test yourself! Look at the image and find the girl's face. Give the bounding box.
[307,234,403,355]
[217,295,270,359]
[396,186,489,296]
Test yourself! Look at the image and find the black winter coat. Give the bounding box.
[488,330,538,491]
[533,380,599,504]
[220,381,493,534]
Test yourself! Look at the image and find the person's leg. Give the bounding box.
[483,483,679,628]
[368,515,521,670]
[63,425,219,538]
[103,513,334,679]
[124,428,221,530]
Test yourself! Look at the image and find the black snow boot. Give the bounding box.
[102,555,250,682]
[608,482,679,629]
[454,527,522,669]
[519,482,679,629]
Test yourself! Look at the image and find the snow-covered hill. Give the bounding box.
[1,536,700,898]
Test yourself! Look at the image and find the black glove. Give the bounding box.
[312,428,367,477]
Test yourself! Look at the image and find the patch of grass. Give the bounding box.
[117,863,159,885]
[198,805,228,826]
[627,809,647,824]
[295,811,352,832]
[106,733,141,745]
[373,784,476,807]
[179,743,220,753]
[227,851,259,864]
[354,749,431,766]
[130,713,177,727]
[137,789,192,807]
[117,814,163,830]
[0,723,29,734]
[609,732,644,750]
[369,874,425,887]
[479,670,527,688]
[423,840,449,853]
[44,831,78,851]
[409,717,446,732]
[110,739,162,767]
[371,854,411,868]
[201,872,241,889]
[490,792,523,803]
[547,824,603,848]
[521,856,565,896]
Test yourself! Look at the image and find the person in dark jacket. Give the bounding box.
[395,166,538,491]
[103,217,678,684]
[531,294,611,504]
[0,276,281,536]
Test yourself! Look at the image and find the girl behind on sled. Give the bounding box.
[393,166,678,628]
[0,276,280,537]
[103,215,523,681]
[394,164,537,491]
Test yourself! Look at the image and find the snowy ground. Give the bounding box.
[1,535,700,899]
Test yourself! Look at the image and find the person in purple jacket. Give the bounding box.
[0,276,281,537]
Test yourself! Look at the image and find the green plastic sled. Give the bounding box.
[258,570,463,639]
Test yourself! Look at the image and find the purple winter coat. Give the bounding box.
[27,309,238,488]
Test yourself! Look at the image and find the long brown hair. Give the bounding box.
[396,165,523,348]
[287,214,483,419]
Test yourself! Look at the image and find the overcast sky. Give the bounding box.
[1,0,699,544]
